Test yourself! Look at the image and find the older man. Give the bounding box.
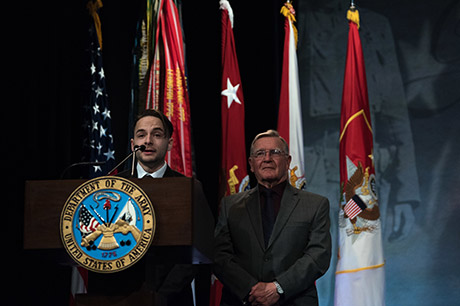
[214,130,331,306]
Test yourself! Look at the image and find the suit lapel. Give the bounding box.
[163,165,184,177]
[245,186,266,250]
[268,184,299,248]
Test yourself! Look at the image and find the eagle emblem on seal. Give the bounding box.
[341,159,380,236]
[60,176,155,273]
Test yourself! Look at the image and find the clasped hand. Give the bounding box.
[247,282,280,306]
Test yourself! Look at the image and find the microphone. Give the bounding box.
[106,145,146,176]
[134,145,146,152]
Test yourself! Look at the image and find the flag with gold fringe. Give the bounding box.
[145,0,193,177]
[277,1,306,190]
[334,6,385,306]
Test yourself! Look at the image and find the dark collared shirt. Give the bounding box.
[258,180,287,219]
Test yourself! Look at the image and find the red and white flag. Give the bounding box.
[335,7,385,306]
[146,0,193,177]
[220,0,249,196]
[277,2,306,190]
[69,267,88,306]
[210,2,250,305]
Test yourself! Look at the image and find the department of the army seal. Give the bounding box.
[60,176,155,273]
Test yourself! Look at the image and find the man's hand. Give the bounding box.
[248,282,280,306]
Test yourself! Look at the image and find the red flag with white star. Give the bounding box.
[210,2,250,305]
[220,0,249,196]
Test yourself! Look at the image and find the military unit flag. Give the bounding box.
[210,2,250,305]
[146,0,193,177]
[334,7,385,306]
[277,2,306,190]
[219,0,250,196]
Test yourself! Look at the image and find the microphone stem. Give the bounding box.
[107,152,133,176]
[107,146,143,176]
[131,150,137,177]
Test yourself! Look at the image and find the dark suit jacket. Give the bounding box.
[214,183,331,306]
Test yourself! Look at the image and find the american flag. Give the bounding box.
[71,4,111,304]
[343,195,367,220]
[79,205,100,236]
[83,23,115,178]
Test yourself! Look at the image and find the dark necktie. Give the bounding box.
[262,188,275,247]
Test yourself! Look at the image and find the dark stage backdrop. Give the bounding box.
[9,0,459,305]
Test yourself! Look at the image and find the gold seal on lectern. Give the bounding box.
[60,176,155,273]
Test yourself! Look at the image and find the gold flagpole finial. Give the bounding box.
[281,1,298,47]
[87,0,104,49]
[347,0,360,29]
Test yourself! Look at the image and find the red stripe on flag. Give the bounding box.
[277,16,291,144]
[209,275,224,306]
[69,266,88,306]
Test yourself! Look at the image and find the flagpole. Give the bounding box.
[350,0,356,11]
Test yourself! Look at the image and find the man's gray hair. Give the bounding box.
[250,129,289,155]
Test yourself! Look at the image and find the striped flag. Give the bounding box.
[84,0,116,179]
[79,205,101,235]
[70,1,111,303]
[343,195,367,220]
[334,7,385,306]
[146,0,193,177]
[69,267,88,306]
[277,2,306,190]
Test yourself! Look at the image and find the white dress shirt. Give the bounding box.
[136,161,168,178]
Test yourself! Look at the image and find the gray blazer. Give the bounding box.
[214,183,331,306]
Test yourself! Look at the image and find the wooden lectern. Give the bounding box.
[24,177,215,305]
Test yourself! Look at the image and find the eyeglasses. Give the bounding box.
[251,149,286,160]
